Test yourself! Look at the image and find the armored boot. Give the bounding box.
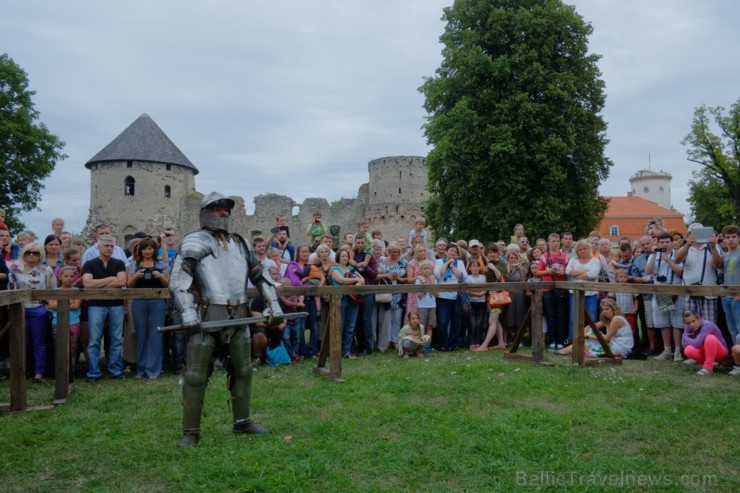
[232,419,268,435]
[178,428,200,448]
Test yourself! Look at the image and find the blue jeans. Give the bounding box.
[355,294,375,354]
[87,305,125,378]
[437,298,461,350]
[132,299,165,378]
[721,296,740,343]
[282,319,302,358]
[341,296,360,355]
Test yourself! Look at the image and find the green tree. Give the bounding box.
[681,99,739,227]
[419,0,611,241]
[0,53,66,231]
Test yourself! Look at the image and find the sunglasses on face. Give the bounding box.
[25,251,40,256]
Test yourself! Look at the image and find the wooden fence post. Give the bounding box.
[54,299,71,403]
[572,290,585,366]
[531,290,544,363]
[8,301,26,412]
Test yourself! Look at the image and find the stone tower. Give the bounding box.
[366,156,430,241]
[629,169,672,209]
[82,114,199,245]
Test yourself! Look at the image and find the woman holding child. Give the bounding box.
[330,247,365,358]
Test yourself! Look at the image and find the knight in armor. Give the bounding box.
[169,192,284,447]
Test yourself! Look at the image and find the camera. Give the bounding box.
[653,247,665,253]
[655,275,667,282]
[144,268,153,281]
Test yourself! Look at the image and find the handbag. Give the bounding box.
[266,341,291,366]
[488,290,512,308]
[655,294,675,312]
[375,278,393,303]
[456,291,472,314]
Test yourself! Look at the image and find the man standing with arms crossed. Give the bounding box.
[82,234,127,383]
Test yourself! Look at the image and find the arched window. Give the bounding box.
[125,176,135,196]
[164,185,171,198]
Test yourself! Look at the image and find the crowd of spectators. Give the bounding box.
[1,208,739,382]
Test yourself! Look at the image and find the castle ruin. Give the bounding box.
[83,114,431,246]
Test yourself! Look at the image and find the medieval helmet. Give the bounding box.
[199,192,235,232]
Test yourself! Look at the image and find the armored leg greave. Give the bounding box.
[227,327,253,423]
[182,333,216,433]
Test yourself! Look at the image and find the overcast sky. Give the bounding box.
[3,0,738,237]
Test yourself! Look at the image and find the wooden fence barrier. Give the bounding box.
[1,282,738,412]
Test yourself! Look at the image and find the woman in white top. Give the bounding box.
[559,298,634,357]
[564,239,602,324]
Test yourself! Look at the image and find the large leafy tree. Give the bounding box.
[0,53,66,231]
[420,0,611,241]
[682,99,739,227]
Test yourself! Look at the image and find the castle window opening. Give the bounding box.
[164,185,171,198]
[395,206,399,213]
[125,176,135,196]
[398,187,401,194]
[127,161,132,168]
[166,164,171,171]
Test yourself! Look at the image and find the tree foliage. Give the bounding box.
[419,0,611,241]
[0,53,66,231]
[682,99,740,227]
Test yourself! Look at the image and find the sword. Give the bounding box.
[157,311,310,333]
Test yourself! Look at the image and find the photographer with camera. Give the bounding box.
[646,233,685,361]
[126,236,170,379]
[675,224,723,324]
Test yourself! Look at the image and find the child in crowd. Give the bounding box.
[465,261,487,349]
[397,312,430,358]
[15,231,32,248]
[301,262,324,313]
[408,217,428,248]
[47,266,82,373]
[682,309,729,376]
[415,260,437,352]
[270,214,289,243]
[55,247,83,285]
[279,277,305,360]
[267,247,287,276]
[609,269,638,331]
[350,221,374,272]
[306,210,327,247]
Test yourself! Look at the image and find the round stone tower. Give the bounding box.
[82,113,198,245]
[366,156,430,241]
[629,169,672,209]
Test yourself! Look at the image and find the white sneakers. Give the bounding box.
[729,366,740,376]
[696,367,712,376]
[653,349,673,360]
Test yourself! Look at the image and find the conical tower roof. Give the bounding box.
[85,113,199,174]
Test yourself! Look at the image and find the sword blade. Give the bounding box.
[157,311,309,333]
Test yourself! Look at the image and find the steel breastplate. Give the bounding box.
[195,237,248,306]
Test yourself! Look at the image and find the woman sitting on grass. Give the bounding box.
[558,298,633,358]
[681,309,729,376]
[397,312,430,358]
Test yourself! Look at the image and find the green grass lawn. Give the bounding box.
[1,350,738,492]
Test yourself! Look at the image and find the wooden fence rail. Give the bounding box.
[2,282,739,412]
